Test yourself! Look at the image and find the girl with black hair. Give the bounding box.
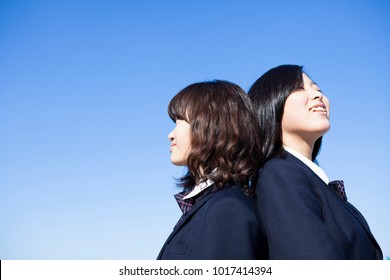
[248,65,382,259]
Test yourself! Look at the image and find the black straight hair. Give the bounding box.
[248,65,322,162]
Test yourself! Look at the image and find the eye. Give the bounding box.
[312,84,322,93]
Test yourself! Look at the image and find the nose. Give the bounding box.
[312,89,323,101]
[168,130,174,142]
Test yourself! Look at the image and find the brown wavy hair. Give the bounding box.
[168,80,263,194]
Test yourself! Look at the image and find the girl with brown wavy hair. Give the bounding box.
[157,80,267,260]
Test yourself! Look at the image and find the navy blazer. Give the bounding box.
[157,185,268,260]
[256,151,383,259]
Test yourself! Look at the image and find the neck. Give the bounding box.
[282,134,314,161]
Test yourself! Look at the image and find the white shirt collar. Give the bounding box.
[183,178,214,200]
[284,146,329,184]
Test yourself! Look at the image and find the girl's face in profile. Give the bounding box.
[282,73,330,145]
[168,119,191,166]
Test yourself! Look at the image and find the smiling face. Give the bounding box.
[281,73,330,157]
[168,119,191,166]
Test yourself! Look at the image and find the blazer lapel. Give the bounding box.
[285,153,381,252]
[157,192,214,259]
[342,200,382,252]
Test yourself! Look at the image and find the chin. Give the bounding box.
[322,124,331,134]
[171,159,186,166]
[315,123,330,134]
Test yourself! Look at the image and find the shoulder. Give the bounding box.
[260,153,311,185]
[257,153,322,200]
[201,185,257,217]
[262,152,307,173]
[209,185,254,204]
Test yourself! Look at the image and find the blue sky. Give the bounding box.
[0,0,389,259]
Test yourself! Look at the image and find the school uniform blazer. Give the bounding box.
[157,185,268,260]
[256,151,383,259]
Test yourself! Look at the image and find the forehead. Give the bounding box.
[302,73,319,87]
[302,73,313,84]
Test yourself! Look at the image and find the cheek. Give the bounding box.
[281,111,297,132]
[325,98,330,110]
[184,128,192,149]
[184,136,192,152]
[283,100,303,122]
[324,97,330,116]
[283,94,304,113]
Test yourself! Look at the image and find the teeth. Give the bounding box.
[310,106,326,112]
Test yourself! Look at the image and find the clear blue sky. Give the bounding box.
[1,0,389,259]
